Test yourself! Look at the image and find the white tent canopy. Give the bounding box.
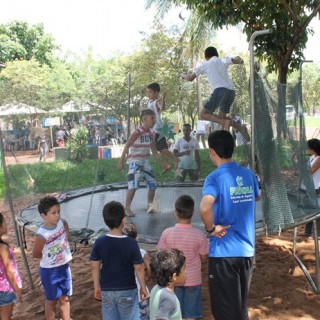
[0,101,91,117]
[0,103,46,116]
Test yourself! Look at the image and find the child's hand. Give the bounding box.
[140,287,149,301]
[94,287,102,301]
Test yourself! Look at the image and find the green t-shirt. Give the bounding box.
[149,284,182,320]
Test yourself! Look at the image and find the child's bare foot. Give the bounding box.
[125,208,136,217]
[161,164,171,175]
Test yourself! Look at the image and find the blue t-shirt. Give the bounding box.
[202,162,260,258]
[90,234,143,291]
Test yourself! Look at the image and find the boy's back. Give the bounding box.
[90,234,143,291]
[157,225,208,286]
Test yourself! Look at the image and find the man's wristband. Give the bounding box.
[206,226,216,233]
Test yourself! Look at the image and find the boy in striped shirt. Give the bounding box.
[118,109,162,217]
[157,195,209,320]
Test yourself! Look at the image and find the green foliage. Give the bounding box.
[0,168,4,198]
[0,59,75,109]
[0,21,58,66]
[3,147,254,198]
[147,0,320,84]
[66,125,89,162]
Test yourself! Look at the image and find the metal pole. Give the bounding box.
[249,29,273,169]
[127,73,131,138]
[0,130,34,289]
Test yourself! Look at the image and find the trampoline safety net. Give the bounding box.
[3,68,320,244]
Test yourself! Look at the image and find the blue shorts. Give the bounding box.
[127,161,157,190]
[0,291,17,306]
[204,87,235,114]
[175,285,203,318]
[40,263,72,301]
[101,289,139,320]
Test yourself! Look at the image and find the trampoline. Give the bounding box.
[17,181,266,244]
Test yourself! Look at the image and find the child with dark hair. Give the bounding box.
[201,130,261,320]
[32,196,72,320]
[123,222,151,320]
[90,201,148,320]
[147,82,179,175]
[0,213,22,319]
[157,195,208,319]
[173,124,201,182]
[181,46,250,141]
[118,108,162,216]
[150,248,186,320]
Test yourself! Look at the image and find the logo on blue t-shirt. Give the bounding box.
[230,176,253,203]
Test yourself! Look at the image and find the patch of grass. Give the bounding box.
[1,147,251,198]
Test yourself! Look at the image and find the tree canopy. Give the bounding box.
[0,21,58,66]
[147,0,320,84]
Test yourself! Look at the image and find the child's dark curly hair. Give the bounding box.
[38,196,59,215]
[150,248,186,287]
[122,222,138,239]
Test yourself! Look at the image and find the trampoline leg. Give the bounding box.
[293,221,320,294]
[313,220,320,294]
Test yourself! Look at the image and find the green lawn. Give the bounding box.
[0,147,251,198]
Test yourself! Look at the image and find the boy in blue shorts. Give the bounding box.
[118,109,162,216]
[32,196,73,320]
[90,201,148,320]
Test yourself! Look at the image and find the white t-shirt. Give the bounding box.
[301,155,320,190]
[135,248,150,302]
[37,219,72,268]
[174,137,200,170]
[195,56,234,91]
[148,100,163,132]
[196,120,207,135]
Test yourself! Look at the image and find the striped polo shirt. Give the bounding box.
[157,223,209,286]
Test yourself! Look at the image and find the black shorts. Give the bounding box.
[155,133,168,152]
[208,257,253,320]
[204,87,235,114]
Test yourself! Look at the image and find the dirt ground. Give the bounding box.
[1,150,320,319]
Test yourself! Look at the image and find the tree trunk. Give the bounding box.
[277,62,289,139]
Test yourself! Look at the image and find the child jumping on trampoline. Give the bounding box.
[150,248,186,320]
[32,196,73,320]
[0,213,22,320]
[118,108,162,217]
[147,82,179,174]
[181,46,250,142]
[90,201,148,320]
[157,195,208,319]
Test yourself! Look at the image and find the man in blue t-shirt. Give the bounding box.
[200,130,261,320]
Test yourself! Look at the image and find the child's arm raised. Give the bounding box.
[91,260,102,300]
[117,129,141,171]
[0,244,22,302]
